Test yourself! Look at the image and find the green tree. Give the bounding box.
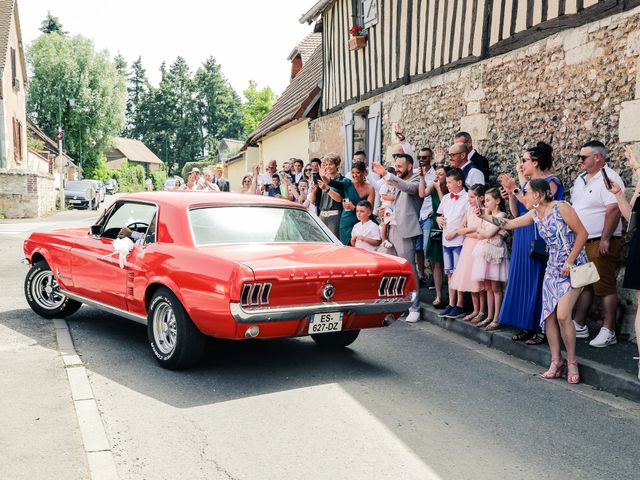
[194,57,243,156]
[39,11,67,35]
[241,80,277,136]
[123,57,151,138]
[26,33,126,177]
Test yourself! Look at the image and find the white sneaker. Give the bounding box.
[589,327,617,348]
[405,311,420,323]
[573,320,589,339]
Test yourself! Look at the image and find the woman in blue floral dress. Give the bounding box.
[477,179,588,384]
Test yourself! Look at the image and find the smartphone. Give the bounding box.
[601,168,612,190]
[312,172,321,185]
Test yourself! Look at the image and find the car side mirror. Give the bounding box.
[90,224,102,237]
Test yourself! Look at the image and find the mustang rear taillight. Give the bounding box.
[240,283,272,307]
[378,276,406,297]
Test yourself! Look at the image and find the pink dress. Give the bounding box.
[471,219,510,282]
[450,209,483,293]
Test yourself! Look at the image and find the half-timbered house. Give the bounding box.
[301,0,640,177]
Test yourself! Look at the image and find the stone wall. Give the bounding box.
[309,112,344,160]
[0,171,56,218]
[309,6,640,338]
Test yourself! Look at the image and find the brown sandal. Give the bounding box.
[484,321,501,331]
[470,313,487,325]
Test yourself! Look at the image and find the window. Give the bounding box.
[359,0,378,29]
[10,47,18,90]
[102,202,157,241]
[189,206,332,245]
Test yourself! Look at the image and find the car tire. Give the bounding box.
[147,287,206,370]
[24,260,82,319]
[311,329,360,348]
[91,199,98,210]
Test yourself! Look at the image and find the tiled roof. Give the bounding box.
[287,32,321,63]
[108,137,164,165]
[245,44,322,146]
[0,0,27,82]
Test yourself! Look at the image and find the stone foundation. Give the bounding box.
[309,6,640,338]
[0,171,56,218]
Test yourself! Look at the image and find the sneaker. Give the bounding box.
[589,327,617,348]
[438,305,454,318]
[405,311,420,323]
[446,306,466,319]
[573,320,589,339]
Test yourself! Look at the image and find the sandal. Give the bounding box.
[512,330,532,342]
[432,298,446,309]
[540,357,565,379]
[462,312,479,322]
[476,316,492,328]
[470,313,487,325]
[484,321,501,331]
[567,359,580,384]
[525,333,547,345]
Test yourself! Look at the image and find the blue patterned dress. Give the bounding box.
[534,202,588,328]
[498,176,564,331]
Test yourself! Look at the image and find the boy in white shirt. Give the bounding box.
[351,201,381,251]
[436,168,469,318]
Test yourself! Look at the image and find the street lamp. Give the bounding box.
[56,88,74,209]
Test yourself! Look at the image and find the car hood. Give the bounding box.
[197,242,409,280]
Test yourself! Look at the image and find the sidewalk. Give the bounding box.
[418,289,640,402]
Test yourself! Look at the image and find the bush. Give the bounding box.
[109,160,146,192]
[181,159,214,180]
[150,170,167,190]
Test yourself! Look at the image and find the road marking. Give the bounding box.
[54,319,119,480]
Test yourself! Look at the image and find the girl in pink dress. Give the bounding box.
[471,188,510,330]
[450,184,486,322]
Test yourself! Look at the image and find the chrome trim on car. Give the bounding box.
[229,293,416,323]
[59,289,148,325]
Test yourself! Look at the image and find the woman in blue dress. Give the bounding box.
[323,161,375,245]
[494,143,564,345]
[478,178,588,384]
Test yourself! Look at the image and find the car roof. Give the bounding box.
[122,191,302,209]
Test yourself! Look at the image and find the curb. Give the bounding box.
[420,303,640,403]
[53,319,119,480]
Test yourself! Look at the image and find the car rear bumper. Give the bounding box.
[229,292,416,323]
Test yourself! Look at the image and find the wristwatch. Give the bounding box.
[512,187,521,195]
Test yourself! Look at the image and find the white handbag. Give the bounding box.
[569,261,600,289]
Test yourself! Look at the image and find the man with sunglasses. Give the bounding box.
[571,140,625,348]
[454,131,490,181]
[444,142,485,188]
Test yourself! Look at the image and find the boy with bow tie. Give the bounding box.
[436,168,470,318]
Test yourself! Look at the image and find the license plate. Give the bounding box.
[69,200,81,204]
[308,312,343,334]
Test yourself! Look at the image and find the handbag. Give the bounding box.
[553,208,600,289]
[529,227,549,261]
[568,262,600,289]
[429,227,442,242]
[627,197,639,234]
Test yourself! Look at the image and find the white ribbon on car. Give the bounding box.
[100,237,135,268]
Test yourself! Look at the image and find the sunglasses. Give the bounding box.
[417,155,430,160]
[578,154,592,161]
[391,153,403,158]
[448,152,463,157]
[304,169,312,172]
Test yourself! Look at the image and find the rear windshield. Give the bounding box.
[189,206,333,245]
[64,181,92,191]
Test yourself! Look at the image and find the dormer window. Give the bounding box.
[291,53,303,80]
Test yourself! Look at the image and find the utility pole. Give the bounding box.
[57,84,65,209]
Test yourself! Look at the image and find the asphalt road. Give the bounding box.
[2,200,640,480]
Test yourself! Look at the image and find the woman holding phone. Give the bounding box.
[604,144,640,381]
[496,142,564,345]
[478,178,588,384]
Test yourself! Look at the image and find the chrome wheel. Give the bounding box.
[30,270,65,310]
[152,301,177,355]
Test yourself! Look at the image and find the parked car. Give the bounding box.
[88,180,106,203]
[105,179,119,194]
[22,192,416,369]
[63,180,98,210]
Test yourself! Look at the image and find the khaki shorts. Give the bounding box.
[584,237,621,297]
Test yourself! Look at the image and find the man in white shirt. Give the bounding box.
[571,140,625,348]
[415,147,436,285]
[258,160,278,193]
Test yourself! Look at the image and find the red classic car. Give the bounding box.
[23,192,416,369]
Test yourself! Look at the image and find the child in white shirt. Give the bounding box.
[351,201,381,251]
[436,168,470,319]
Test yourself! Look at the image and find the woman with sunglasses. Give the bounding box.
[239,164,259,195]
[495,142,564,345]
[478,178,588,384]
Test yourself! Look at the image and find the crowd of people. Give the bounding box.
[165,131,640,383]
